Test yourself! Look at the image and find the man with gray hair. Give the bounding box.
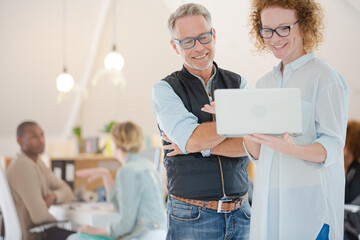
[152,3,250,239]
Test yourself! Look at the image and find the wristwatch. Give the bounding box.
[201,149,212,157]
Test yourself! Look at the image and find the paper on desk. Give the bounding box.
[70,202,115,212]
[65,163,75,181]
[53,167,62,179]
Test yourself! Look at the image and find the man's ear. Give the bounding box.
[212,28,216,44]
[17,137,22,146]
[170,39,180,55]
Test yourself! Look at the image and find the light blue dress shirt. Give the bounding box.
[248,53,349,240]
[152,65,249,154]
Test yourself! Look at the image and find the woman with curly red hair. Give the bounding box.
[244,0,349,239]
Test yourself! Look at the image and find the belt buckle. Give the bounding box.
[217,196,233,213]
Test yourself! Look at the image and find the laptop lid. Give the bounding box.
[214,88,302,137]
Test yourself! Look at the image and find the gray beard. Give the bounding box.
[184,59,213,71]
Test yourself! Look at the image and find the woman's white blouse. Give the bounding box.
[249,53,349,240]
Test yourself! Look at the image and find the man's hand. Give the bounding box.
[162,132,184,157]
[43,193,57,208]
[201,101,216,114]
[78,225,108,236]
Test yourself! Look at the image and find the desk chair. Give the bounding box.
[139,147,167,198]
[344,197,360,240]
[0,165,70,240]
[139,147,161,170]
[0,165,22,240]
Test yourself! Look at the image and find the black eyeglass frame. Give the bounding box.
[258,20,299,39]
[172,29,213,49]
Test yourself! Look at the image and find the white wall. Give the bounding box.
[0,0,359,157]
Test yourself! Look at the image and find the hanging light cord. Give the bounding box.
[112,0,117,51]
[62,0,67,72]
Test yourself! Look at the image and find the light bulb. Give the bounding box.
[104,51,124,71]
[56,72,74,93]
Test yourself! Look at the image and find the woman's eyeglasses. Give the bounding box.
[258,20,299,39]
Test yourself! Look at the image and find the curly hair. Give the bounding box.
[346,120,360,162]
[110,121,144,153]
[249,0,324,54]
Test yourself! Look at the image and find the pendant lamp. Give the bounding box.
[104,0,124,72]
[56,0,74,93]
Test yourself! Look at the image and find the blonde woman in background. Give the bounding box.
[68,121,166,240]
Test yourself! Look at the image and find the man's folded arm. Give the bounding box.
[186,123,246,158]
[45,162,75,203]
[13,168,55,224]
[211,138,247,157]
[185,122,226,153]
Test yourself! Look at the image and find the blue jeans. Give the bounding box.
[166,195,250,240]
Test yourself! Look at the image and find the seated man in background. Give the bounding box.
[6,121,75,240]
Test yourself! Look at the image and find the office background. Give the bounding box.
[0,0,359,157]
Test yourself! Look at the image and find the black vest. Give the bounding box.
[161,63,249,201]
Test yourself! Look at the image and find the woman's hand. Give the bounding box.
[78,225,108,236]
[161,132,184,156]
[76,168,110,183]
[201,101,216,114]
[245,133,327,163]
[77,168,115,192]
[245,133,296,156]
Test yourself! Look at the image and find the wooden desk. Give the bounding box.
[51,154,120,191]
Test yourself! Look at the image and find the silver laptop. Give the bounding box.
[214,88,302,137]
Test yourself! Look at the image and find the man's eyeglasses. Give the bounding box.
[172,30,213,49]
[258,20,299,39]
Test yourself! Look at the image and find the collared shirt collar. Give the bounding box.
[18,151,39,163]
[180,62,217,87]
[124,152,137,164]
[181,63,217,101]
[274,52,316,74]
[187,64,217,87]
[273,52,316,86]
